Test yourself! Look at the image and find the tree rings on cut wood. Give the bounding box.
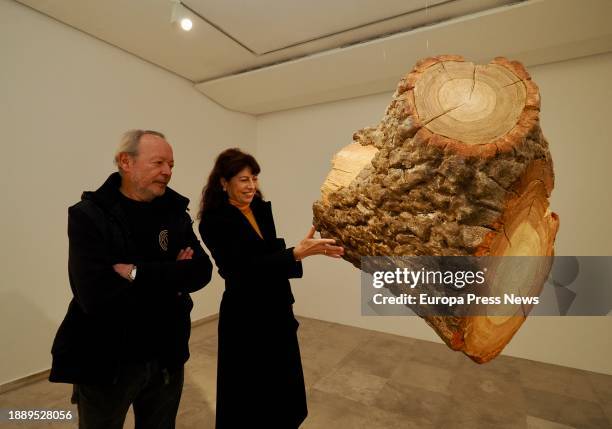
[414,61,526,144]
[313,55,559,363]
[321,142,379,202]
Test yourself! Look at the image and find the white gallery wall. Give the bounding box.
[256,52,612,375]
[0,1,256,385]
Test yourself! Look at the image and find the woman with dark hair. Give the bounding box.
[198,148,343,428]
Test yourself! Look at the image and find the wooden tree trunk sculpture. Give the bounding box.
[313,55,559,363]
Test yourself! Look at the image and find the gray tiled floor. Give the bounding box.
[1,317,611,428]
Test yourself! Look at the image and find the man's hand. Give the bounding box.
[113,263,134,281]
[177,247,194,261]
[112,247,192,282]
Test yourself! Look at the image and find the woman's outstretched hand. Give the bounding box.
[293,226,344,261]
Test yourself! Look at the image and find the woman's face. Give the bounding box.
[223,167,258,205]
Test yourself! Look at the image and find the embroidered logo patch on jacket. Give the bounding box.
[159,230,169,251]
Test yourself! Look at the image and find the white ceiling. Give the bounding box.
[14,0,612,114]
[16,0,514,82]
[184,0,450,55]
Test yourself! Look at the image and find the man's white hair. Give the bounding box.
[114,129,166,174]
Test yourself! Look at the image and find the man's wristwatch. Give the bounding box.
[128,265,137,282]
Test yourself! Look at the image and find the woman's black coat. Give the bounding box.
[199,197,307,428]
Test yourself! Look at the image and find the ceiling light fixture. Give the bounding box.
[180,17,193,31]
[170,0,193,32]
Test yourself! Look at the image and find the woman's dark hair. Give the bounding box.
[199,148,262,217]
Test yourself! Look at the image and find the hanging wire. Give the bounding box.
[425,0,430,52]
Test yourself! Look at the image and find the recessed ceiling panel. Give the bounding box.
[185,0,449,54]
[16,0,519,82]
[196,0,612,114]
[15,0,611,105]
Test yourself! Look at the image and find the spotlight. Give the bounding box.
[180,18,193,31]
[170,0,193,32]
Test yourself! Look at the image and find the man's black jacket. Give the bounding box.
[49,173,212,384]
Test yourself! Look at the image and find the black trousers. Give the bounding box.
[72,361,184,429]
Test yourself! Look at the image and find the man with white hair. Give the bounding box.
[49,130,213,429]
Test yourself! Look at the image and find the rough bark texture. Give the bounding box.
[312,55,559,363]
